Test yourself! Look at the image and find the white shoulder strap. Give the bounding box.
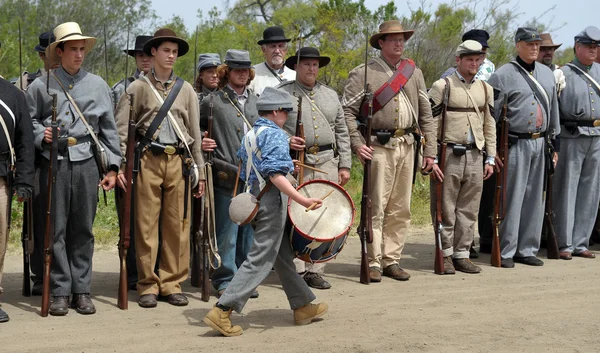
[512,63,550,108]
[566,63,600,92]
[244,126,268,191]
[0,98,16,166]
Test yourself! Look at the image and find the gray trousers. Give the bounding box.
[39,157,98,296]
[552,136,600,253]
[218,185,316,314]
[499,138,545,258]
[30,165,45,284]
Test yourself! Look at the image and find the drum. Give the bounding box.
[288,179,355,263]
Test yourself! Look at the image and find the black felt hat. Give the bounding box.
[284,47,330,70]
[257,26,291,45]
[124,35,153,56]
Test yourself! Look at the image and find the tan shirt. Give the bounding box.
[342,56,437,157]
[429,72,496,157]
[115,73,205,179]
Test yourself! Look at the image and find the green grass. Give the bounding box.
[8,159,433,250]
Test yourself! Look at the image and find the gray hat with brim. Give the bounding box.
[198,53,221,71]
[224,49,252,69]
[575,26,600,45]
[256,87,294,112]
[456,40,485,57]
[515,27,542,43]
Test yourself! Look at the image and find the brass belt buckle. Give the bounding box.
[67,137,77,146]
[308,144,320,154]
[593,120,600,127]
[394,128,405,138]
[531,132,541,139]
[164,145,176,155]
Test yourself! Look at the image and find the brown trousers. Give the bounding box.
[135,152,190,296]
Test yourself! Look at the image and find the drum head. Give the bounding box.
[288,180,354,241]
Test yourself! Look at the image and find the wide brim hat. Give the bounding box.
[46,22,96,64]
[124,35,153,56]
[143,28,189,57]
[370,20,414,50]
[285,47,330,70]
[257,26,292,45]
[539,33,562,49]
[34,31,55,53]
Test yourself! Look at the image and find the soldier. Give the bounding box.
[277,47,352,289]
[441,29,495,82]
[429,40,496,274]
[342,20,437,282]
[26,22,122,315]
[115,28,205,308]
[200,50,260,298]
[487,27,560,268]
[195,53,220,103]
[248,26,296,96]
[111,35,153,106]
[18,31,57,90]
[0,78,35,323]
[552,26,600,260]
[536,33,566,96]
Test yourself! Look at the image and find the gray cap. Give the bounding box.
[514,27,542,43]
[224,49,252,69]
[197,53,221,71]
[456,40,485,57]
[256,87,294,112]
[575,26,600,45]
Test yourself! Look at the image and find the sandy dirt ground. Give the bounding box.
[0,227,599,353]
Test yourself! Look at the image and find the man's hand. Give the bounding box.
[117,172,127,191]
[430,163,444,182]
[338,168,350,186]
[43,126,59,143]
[289,136,305,151]
[553,152,558,169]
[494,155,503,172]
[483,164,494,180]
[421,156,436,174]
[356,145,374,164]
[193,181,206,198]
[99,171,117,191]
[201,131,217,152]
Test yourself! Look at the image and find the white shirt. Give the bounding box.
[248,62,296,96]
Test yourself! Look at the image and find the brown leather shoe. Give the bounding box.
[573,250,596,259]
[138,294,158,308]
[559,251,572,260]
[303,272,331,289]
[49,296,69,316]
[443,256,455,275]
[382,264,410,281]
[70,294,96,315]
[165,293,189,306]
[453,258,482,274]
[369,267,382,282]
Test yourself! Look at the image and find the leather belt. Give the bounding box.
[509,131,546,140]
[446,142,476,150]
[561,119,600,127]
[306,143,334,155]
[148,141,185,155]
[447,107,484,113]
[371,127,416,138]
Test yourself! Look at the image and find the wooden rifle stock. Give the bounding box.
[22,199,33,297]
[544,136,559,259]
[294,96,305,184]
[491,96,509,267]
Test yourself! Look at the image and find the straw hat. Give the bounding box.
[45,22,96,63]
[370,20,414,50]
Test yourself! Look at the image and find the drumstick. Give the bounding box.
[305,189,334,212]
[294,162,328,174]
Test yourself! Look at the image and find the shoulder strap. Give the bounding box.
[244,126,268,190]
[295,83,337,149]
[0,98,16,166]
[441,77,451,142]
[264,63,284,83]
[52,72,104,153]
[224,92,253,131]
[566,63,600,95]
[142,75,184,140]
[509,62,550,117]
[361,58,416,117]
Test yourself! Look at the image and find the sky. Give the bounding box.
[150,0,597,47]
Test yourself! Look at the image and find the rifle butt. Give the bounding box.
[22,254,30,297]
[545,221,560,259]
[190,249,202,288]
[359,231,370,285]
[490,226,502,267]
[433,240,445,275]
[117,253,128,310]
[41,255,51,317]
[201,236,210,302]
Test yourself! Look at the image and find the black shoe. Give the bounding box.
[0,308,9,323]
[479,243,492,254]
[70,294,96,315]
[138,294,158,308]
[501,258,515,268]
[31,282,43,296]
[514,256,544,266]
[49,296,70,316]
[250,290,259,299]
[303,272,332,289]
[469,247,479,259]
[165,293,189,306]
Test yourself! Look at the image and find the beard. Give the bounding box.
[270,55,284,67]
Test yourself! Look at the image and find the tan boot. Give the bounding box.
[203,305,243,337]
[443,256,455,275]
[453,258,482,274]
[293,302,328,325]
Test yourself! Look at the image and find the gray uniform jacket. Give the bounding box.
[200,85,259,167]
[111,69,142,107]
[558,61,600,137]
[198,85,216,114]
[487,61,560,137]
[277,80,352,169]
[26,66,121,167]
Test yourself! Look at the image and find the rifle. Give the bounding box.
[41,67,59,317]
[491,95,509,267]
[117,30,134,310]
[543,133,559,259]
[432,80,449,275]
[193,25,199,91]
[22,199,33,297]
[293,31,305,184]
[357,34,373,285]
[18,21,23,91]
